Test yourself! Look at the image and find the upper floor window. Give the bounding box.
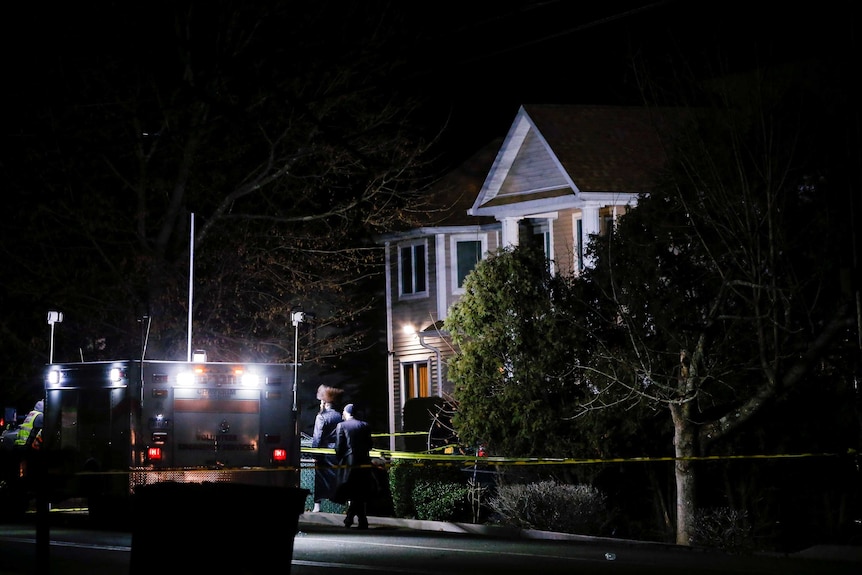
[399,241,427,297]
[451,235,487,294]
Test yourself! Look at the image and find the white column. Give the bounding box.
[500,217,522,248]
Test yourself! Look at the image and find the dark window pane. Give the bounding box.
[400,246,414,294]
[414,244,426,293]
[456,241,481,287]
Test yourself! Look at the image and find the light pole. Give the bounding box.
[47,311,63,364]
[291,310,305,411]
[290,310,305,481]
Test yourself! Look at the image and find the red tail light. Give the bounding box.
[147,447,162,461]
[272,448,287,463]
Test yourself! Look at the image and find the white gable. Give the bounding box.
[469,106,580,220]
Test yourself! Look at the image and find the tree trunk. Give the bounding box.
[670,402,697,545]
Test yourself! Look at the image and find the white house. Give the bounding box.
[377,104,674,451]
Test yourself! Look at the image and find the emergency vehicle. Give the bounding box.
[40,358,300,521]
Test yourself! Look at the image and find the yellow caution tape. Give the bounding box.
[302,446,858,465]
[61,447,860,477]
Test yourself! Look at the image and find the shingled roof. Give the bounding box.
[395,104,681,231]
[523,104,675,193]
[470,105,682,217]
[413,139,502,228]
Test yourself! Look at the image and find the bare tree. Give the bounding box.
[3,2,436,369]
[580,68,857,544]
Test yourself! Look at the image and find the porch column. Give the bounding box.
[500,217,522,248]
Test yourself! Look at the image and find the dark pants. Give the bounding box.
[313,453,339,503]
[346,498,368,527]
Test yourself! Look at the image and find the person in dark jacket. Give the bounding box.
[310,385,343,512]
[333,403,374,529]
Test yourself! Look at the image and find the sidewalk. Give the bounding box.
[297,510,862,564]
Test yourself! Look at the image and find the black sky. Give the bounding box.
[409,0,858,162]
[3,1,856,165]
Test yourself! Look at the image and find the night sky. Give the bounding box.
[3,1,854,168]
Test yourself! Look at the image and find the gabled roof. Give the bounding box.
[378,139,501,241]
[470,105,676,217]
[422,139,502,227]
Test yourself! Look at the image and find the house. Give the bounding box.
[377,104,674,451]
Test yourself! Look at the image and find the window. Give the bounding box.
[456,241,481,286]
[451,235,487,293]
[399,241,427,297]
[402,361,430,399]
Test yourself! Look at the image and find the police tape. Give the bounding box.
[65,447,857,477]
[302,446,858,466]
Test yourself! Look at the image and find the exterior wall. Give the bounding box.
[383,208,632,449]
[385,227,500,448]
[389,234,438,416]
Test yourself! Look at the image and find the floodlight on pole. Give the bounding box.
[47,311,63,364]
[290,309,305,481]
[291,311,305,411]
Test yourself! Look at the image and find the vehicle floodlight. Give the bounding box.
[241,373,260,387]
[176,371,195,386]
[47,370,60,386]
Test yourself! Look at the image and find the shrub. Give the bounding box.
[388,459,464,519]
[690,507,753,554]
[412,480,471,522]
[489,480,609,535]
[388,459,419,518]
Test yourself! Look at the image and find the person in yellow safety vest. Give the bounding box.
[14,399,44,449]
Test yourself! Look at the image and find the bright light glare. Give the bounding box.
[241,373,260,387]
[47,370,60,385]
[176,371,195,386]
[402,324,416,335]
[110,368,122,382]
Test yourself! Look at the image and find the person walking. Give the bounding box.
[310,385,343,513]
[333,403,374,529]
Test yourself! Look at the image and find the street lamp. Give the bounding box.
[47,311,63,364]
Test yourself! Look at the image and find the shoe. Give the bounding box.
[312,503,321,513]
[357,521,369,530]
[343,517,353,528]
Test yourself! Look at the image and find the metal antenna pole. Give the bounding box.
[187,213,194,362]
